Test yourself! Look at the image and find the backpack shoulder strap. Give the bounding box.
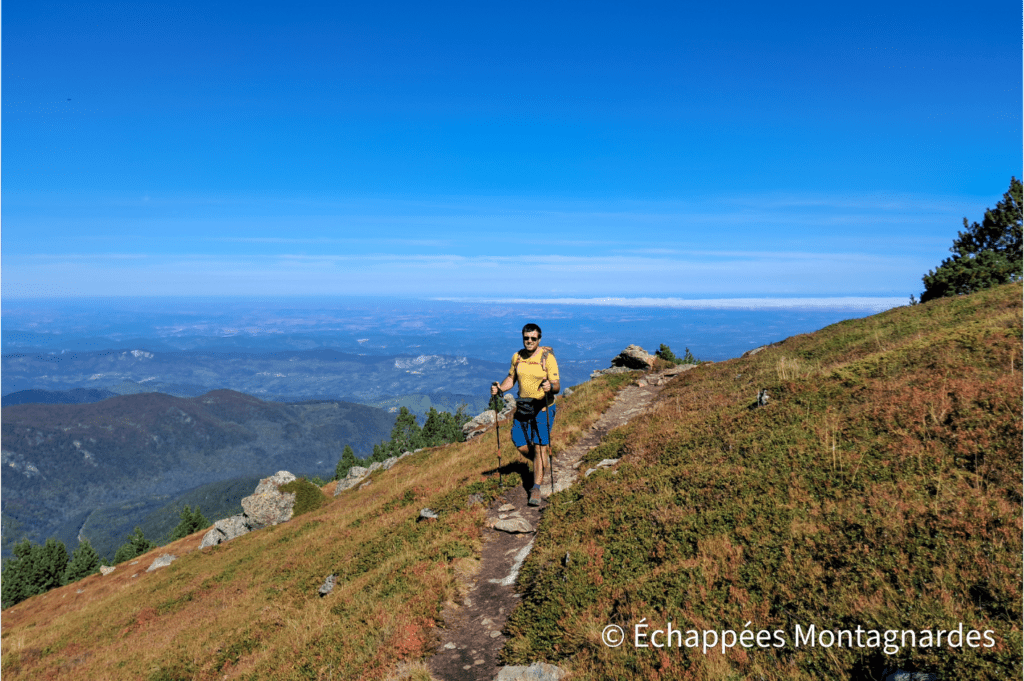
[539,346,552,373]
[513,347,553,373]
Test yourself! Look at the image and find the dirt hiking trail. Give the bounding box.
[428,364,694,681]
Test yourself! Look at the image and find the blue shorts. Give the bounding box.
[511,404,557,447]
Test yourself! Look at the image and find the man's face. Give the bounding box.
[523,332,540,350]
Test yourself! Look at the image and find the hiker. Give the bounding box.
[491,323,560,506]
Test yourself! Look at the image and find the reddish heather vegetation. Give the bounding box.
[505,282,1022,680]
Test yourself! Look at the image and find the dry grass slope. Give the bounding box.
[503,282,1022,680]
[0,372,629,680]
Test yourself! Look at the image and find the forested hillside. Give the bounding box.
[1,390,391,556]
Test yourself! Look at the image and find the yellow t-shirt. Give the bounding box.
[509,348,560,406]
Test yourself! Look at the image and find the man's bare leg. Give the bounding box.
[535,444,549,489]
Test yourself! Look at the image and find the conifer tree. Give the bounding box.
[334,445,358,480]
[170,505,210,541]
[0,538,69,607]
[921,177,1023,302]
[64,539,101,584]
[113,527,156,564]
[1,540,39,607]
[36,538,70,590]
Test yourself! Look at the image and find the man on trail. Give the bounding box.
[491,323,560,506]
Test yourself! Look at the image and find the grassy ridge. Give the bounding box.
[503,283,1022,680]
[0,370,631,680]
[2,286,1018,680]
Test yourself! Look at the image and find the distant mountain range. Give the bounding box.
[1,387,119,407]
[1,346,517,409]
[1,389,392,559]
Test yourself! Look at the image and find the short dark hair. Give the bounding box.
[522,323,542,338]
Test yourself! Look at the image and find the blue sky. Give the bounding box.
[3,0,1020,299]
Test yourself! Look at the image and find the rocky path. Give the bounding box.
[428,365,693,681]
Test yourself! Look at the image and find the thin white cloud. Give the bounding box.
[2,250,927,298]
[433,296,906,312]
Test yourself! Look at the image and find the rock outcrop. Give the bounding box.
[462,394,516,441]
[590,344,655,378]
[200,471,299,549]
[333,450,418,495]
[242,471,298,529]
[611,344,655,370]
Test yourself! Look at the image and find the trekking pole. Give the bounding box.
[492,383,502,487]
[545,397,553,498]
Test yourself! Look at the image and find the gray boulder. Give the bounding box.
[318,574,337,597]
[493,516,534,534]
[241,471,298,530]
[334,465,371,495]
[611,344,654,370]
[200,471,300,548]
[200,514,251,548]
[494,662,567,681]
[146,554,177,572]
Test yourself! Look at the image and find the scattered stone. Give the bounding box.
[489,539,534,586]
[318,574,337,597]
[77,589,84,594]
[381,456,399,470]
[495,662,568,681]
[742,344,769,358]
[146,554,177,572]
[492,517,533,534]
[563,552,571,567]
[474,659,485,665]
[757,388,770,407]
[584,458,620,477]
[497,503,516,512]
[419,508,440,521]
[467,492,486,506]
[359,480,372,489]
[490,630,501,638]
[561,387,574,398]
[883,671,938,681]
[99,565,115,576]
